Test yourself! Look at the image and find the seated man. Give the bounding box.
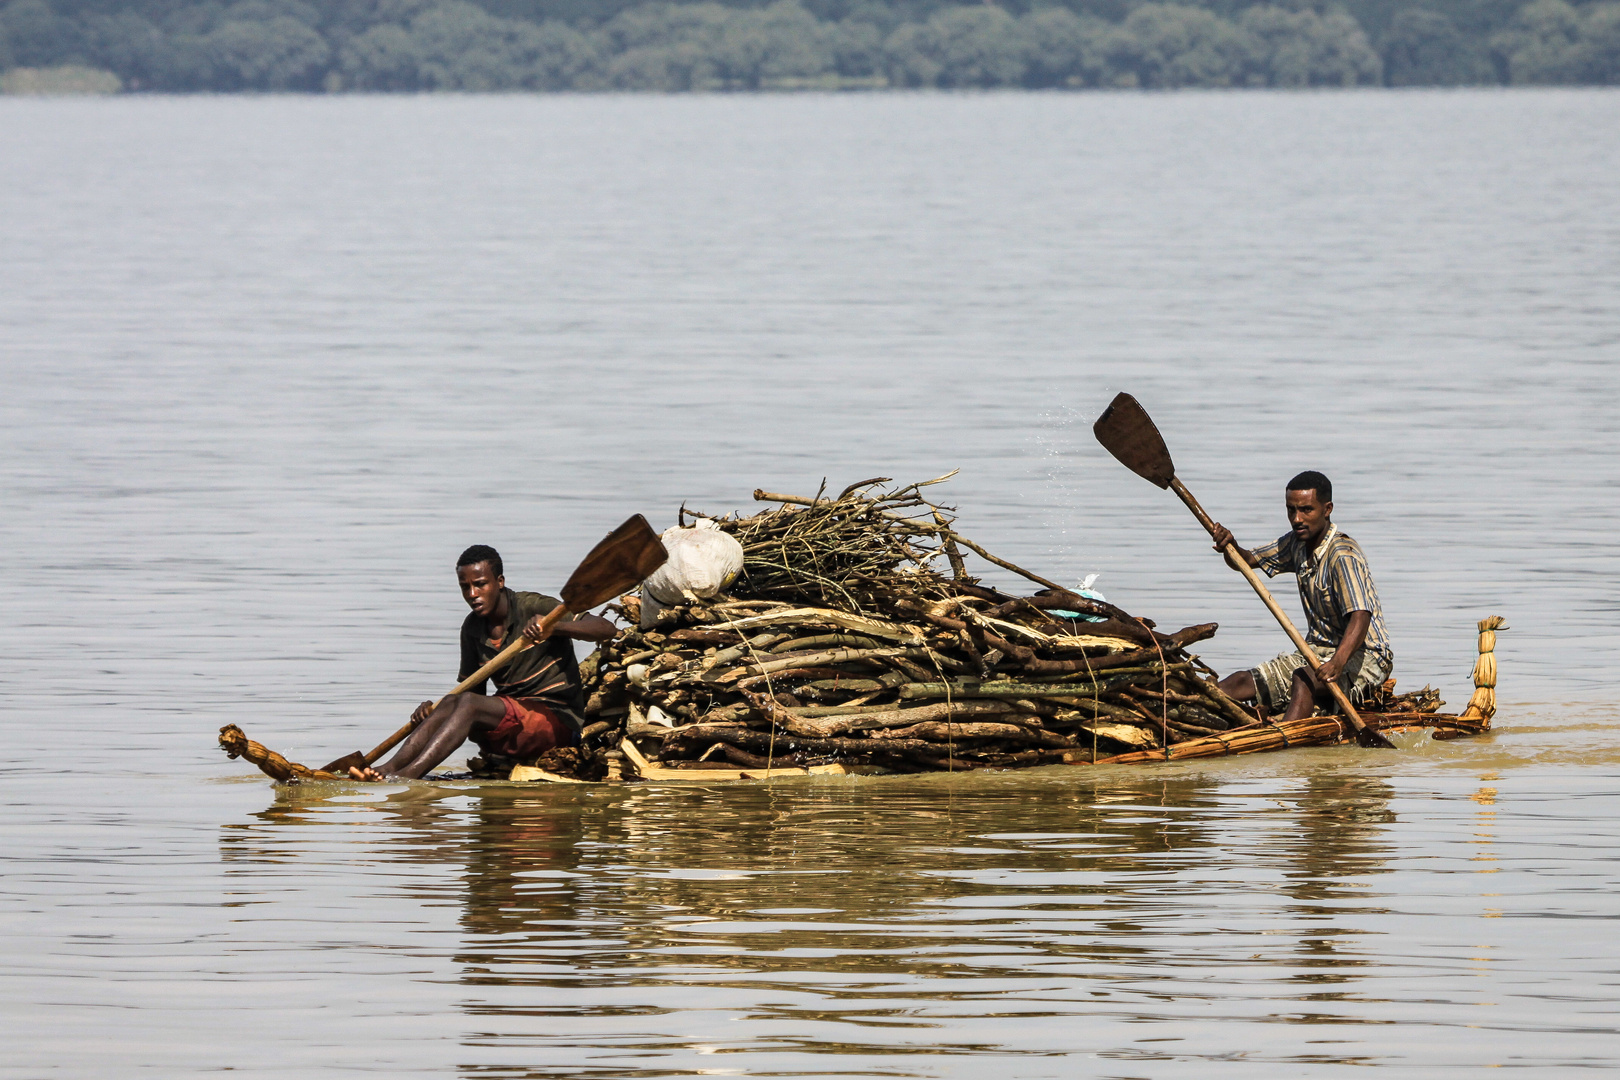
[352,544,615,780]
[1211,471,1393,724]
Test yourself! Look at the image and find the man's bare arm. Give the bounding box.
[522,611,616,645]
[1209,523,1261,571]
[1317,610,1371,685]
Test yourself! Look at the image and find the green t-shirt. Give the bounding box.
[458,588,585,728]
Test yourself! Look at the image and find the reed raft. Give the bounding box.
[218,477,1502,784]
[555,478,1497,781]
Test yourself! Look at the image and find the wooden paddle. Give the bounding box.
[1092,392,1394,749]
[319,514,669,774]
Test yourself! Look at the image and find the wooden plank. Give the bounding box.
[1074,722,1159,750]
[618,737,810,782]
[507,765,587,784]
[708,607,926,644]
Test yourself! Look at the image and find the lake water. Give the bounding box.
[2,89,1617,1077]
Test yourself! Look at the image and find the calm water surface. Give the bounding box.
[2,90,1618,1077]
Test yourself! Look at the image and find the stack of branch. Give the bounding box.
[573,477,1265,776]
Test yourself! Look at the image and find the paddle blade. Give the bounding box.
[1093,392,1176,489]
[319,750,367,775]
[1358,726,1397,749]
[560,514,669,613]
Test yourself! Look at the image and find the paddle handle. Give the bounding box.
[361,604,573,765]
[1166,477,1369,730]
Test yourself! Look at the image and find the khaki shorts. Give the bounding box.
[1251,645,1391,714]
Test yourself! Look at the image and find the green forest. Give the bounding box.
[1,0,1616,91]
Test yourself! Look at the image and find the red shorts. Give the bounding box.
[471,697,576,760]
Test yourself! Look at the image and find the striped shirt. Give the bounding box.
[459,588,586,733]
[1251,524,1393,668]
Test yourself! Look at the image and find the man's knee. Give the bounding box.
[452,693,507,722]
[439,692,484,717]
[1292,666,1328,700]
[1220,670,1256,701]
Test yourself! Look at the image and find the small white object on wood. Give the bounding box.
[641,519,744,627]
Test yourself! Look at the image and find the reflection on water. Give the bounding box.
[204,743,1620,1077]
[213,771,1461,1075]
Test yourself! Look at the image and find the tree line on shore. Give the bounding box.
[1,0,1616,92]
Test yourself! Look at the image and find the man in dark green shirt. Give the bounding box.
[351,544,615,780]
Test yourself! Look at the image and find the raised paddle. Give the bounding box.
[319,514,670,774]
[1092,392,1395,749]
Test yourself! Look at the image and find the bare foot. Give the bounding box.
[348,765,387,782]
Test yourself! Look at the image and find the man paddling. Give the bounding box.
[350,544,615,780]
[1210,471,1393,724]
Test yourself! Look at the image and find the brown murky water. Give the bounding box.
[2,90,1617,1077]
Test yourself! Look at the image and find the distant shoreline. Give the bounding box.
[12,73,1620,97]
[2,0,1618,95]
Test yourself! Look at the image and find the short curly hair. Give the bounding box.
[1287,471,1333,504]
[456,544,503,578]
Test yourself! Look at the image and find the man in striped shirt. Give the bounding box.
[350,544,615,780]
[1210,471,1393,724]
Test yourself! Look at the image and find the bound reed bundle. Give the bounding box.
[1463,616,1507,720]
[218,724,343,782]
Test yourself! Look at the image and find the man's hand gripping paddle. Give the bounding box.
[1092,392,1395,750]
[319,515,669,774]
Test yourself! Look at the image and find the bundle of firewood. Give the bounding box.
[563,477,1267,776]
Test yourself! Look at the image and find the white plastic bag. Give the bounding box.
[641,519,744,627]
